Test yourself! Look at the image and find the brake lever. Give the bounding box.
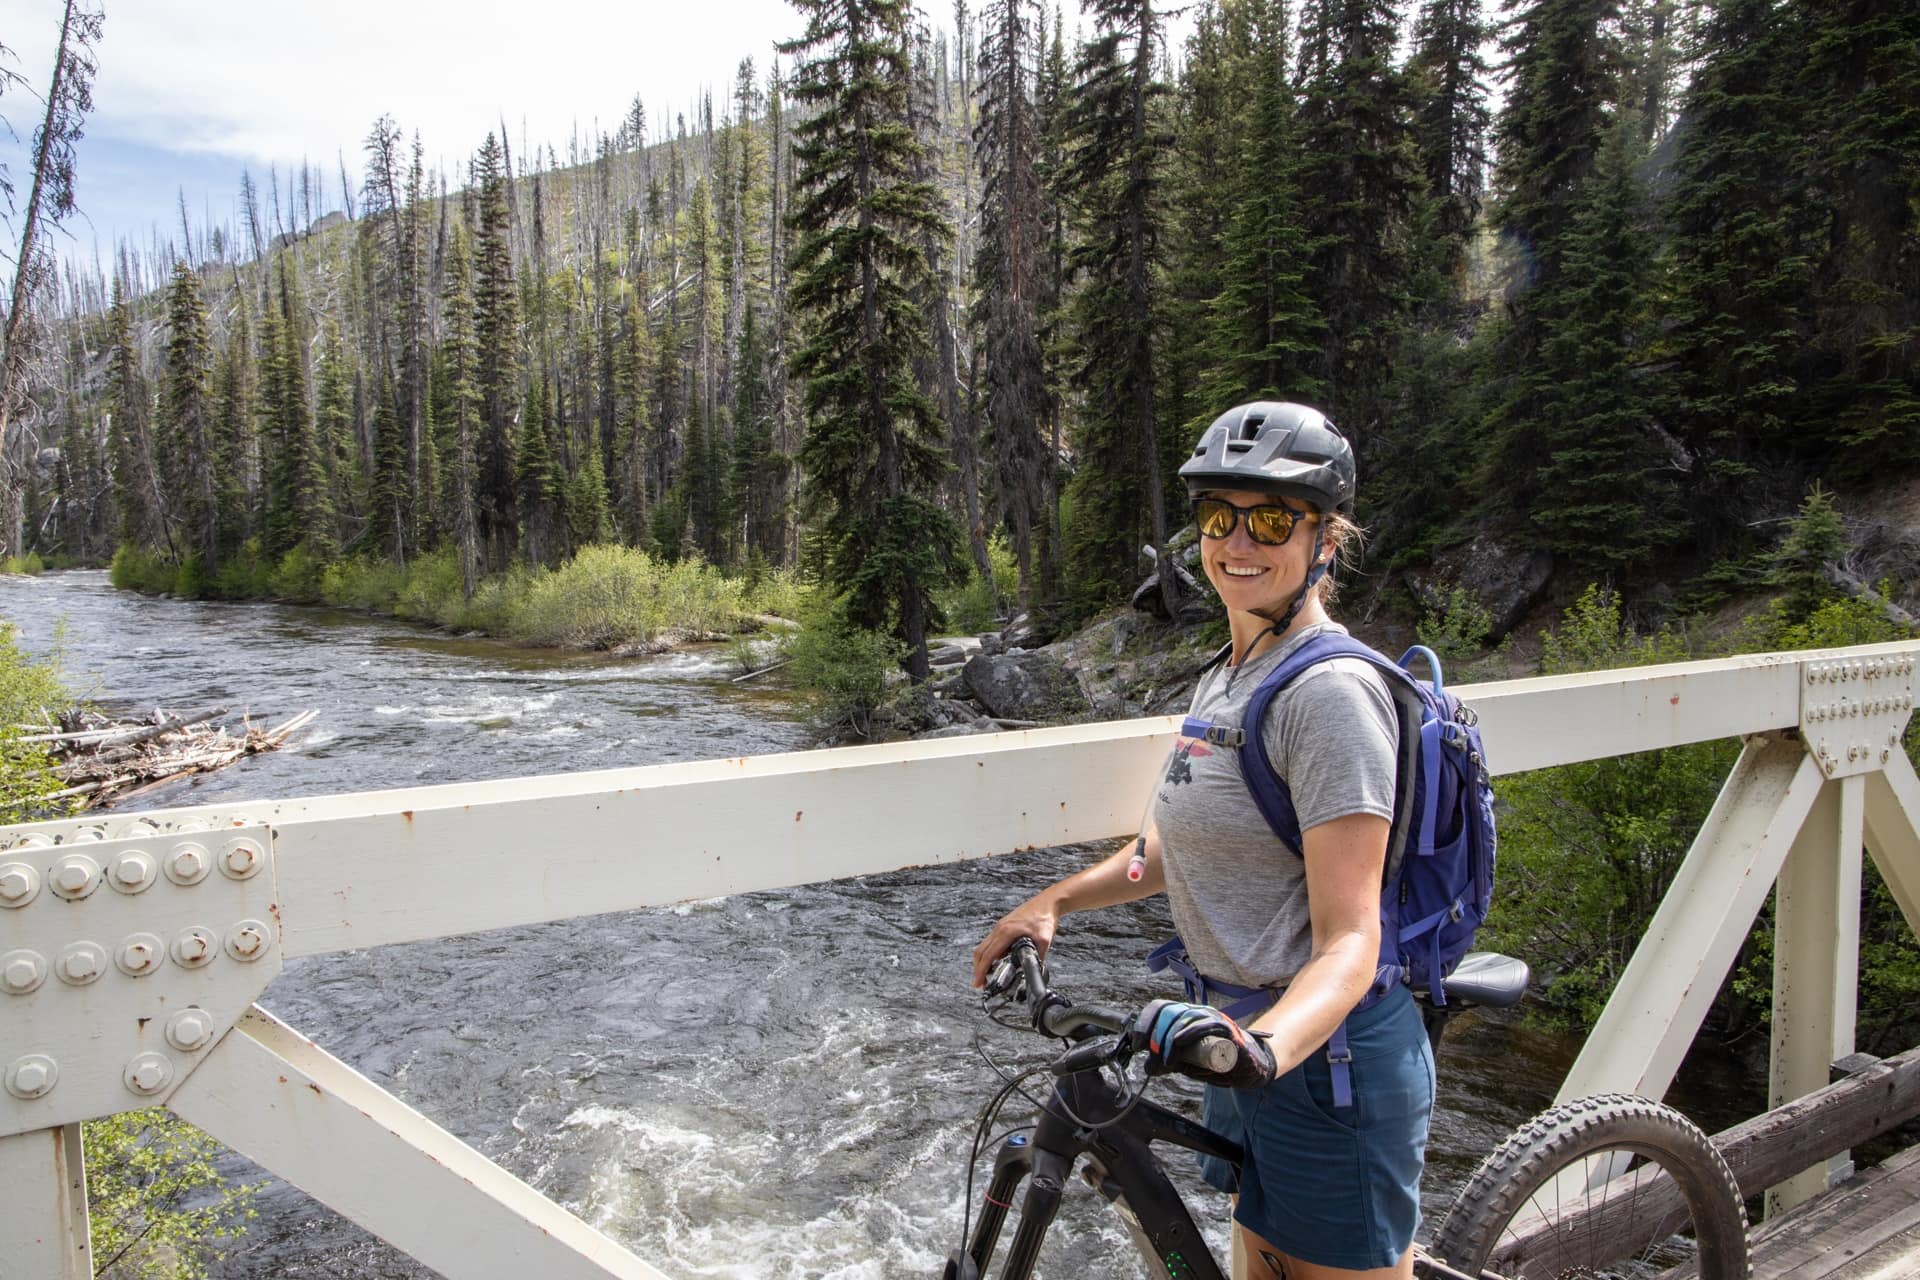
[1052,1036,1125,1077]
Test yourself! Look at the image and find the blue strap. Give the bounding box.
[1327,1019,1354,1108]
[1418,716,1443,856]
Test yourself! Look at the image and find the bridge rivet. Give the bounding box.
[171,927,217,969]
[110,850,157,894]
[116,933,163,978]
[49,854,101,900]
[57,942,105,985]
[166,1008,216,1052]
[67,825,106,843]
[124,1052,173,1096]
[220,838,263,880]
[2,950,47,995]
[6,1054,58,1099]
[0,862,38,907]
[7,832,52,850]
[165,842,210,886]
[225,920,269,962]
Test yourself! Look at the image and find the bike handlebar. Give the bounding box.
[994,939,1240,1077]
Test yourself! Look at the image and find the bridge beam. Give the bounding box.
[166,1006,672,1280]
[1864,748,1920,936]
[0,1123,90,1279]
[1769,773,1863,1214]
[1556,735,1822,1105]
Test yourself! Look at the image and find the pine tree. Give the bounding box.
[1407,0,1492,285]
[1528,114,1678,572]
[159,260,217,563]
[1797,0,1920,473]
[1662,0,1816,532]
[566,421,612,548]
[611,292,655,543]
[516,376,560,567]
[1062,0,1177,617]
[260,258,335,558]
[1480,0,1622,526]
[369,377,409,562]
[439,219,483,599]
[474,133,521,571]
[1293,0,1423,431]
[211,305,257,559]
[973,0,1051,601]
[1195,0,1324,411]
[106,275,164,552]
[783,0,962,680]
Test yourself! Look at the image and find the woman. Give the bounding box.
[971,401,1433,1280]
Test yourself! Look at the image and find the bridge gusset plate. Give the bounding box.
[166,1005,670,1280]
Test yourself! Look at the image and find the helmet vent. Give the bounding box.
[1226,441,1253,453]
[1239,413,1265,438]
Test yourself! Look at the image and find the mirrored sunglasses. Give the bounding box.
[1192,497,1307,546]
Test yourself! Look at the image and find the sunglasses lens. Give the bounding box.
[1247,506,1295,545]
[1194,500,1236,539]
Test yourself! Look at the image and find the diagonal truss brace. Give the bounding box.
[165,1007,670,1280]
[1556,734,1825,1105]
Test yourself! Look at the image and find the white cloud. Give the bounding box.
[5,0,807,167]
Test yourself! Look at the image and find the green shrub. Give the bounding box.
[782,591,903,739]
[318,556,408,614]
[109,545,180,594]
[268,543,325,601]
[85,1109,258,1279]
[501,545,754,648]
[0,623,76,823]
[941,534,1020,633]
[742,562,808,622]
[1,550,46,574]
[392,550,468,628]
[208,540,277,600]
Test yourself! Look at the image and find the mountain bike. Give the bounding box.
[946,939,1751,1280]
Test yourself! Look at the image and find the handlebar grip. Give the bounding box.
[1177,1035,1241,1075]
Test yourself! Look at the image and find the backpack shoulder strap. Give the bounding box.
[1240,634,1397,855]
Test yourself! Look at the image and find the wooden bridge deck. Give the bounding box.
[1751,1144,1920,1279]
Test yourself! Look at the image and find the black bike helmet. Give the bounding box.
[1178,401,1356,515]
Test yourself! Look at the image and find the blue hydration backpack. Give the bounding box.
[1236,636,1497,1006]
[1149,635,1497,1105]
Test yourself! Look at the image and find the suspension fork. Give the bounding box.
[952,1133,1034,1278]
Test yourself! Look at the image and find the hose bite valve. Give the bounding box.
[1126,835,1147,882]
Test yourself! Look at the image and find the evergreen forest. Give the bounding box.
[2,0,1917,672]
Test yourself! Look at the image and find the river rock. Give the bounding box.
[1405,535,1554,641]
[963,651,1092,722]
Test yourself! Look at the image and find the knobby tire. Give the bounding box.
[1428,1092,1750,1280]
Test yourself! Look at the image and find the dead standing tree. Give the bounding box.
[0,1,103,560]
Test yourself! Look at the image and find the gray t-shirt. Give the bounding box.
[1152,622,1411,989]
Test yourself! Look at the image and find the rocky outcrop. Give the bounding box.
[963,650,1092,722]
[1405,535,1554,641]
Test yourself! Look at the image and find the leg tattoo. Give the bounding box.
[1257,1249,1290,1278]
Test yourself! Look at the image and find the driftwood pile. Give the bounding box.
[16,706,316,810]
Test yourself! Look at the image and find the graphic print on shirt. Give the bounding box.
[1161,737,1211,802]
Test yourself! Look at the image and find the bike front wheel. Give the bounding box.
[1429,1093,1750,1280]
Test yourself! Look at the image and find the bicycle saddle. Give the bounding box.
[1439,951,1530,1009]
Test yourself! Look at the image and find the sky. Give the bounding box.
[0,0,815,272]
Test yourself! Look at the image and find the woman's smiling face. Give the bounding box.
[1197,489,1323,617]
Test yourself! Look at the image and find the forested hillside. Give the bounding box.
[5,0,1917,668]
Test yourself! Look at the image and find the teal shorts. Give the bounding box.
[1197,983,1436,1271]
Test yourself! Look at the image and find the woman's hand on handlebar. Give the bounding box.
[1125,999,1277,1090]
[972,896,1060,990]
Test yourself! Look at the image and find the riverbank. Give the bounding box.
[110,542,805,656]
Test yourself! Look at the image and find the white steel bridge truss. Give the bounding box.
[1,640,1916,1277]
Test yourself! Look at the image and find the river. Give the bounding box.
[0,572,1751,1279]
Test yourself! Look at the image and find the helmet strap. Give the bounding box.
[1253,550,1331,634]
